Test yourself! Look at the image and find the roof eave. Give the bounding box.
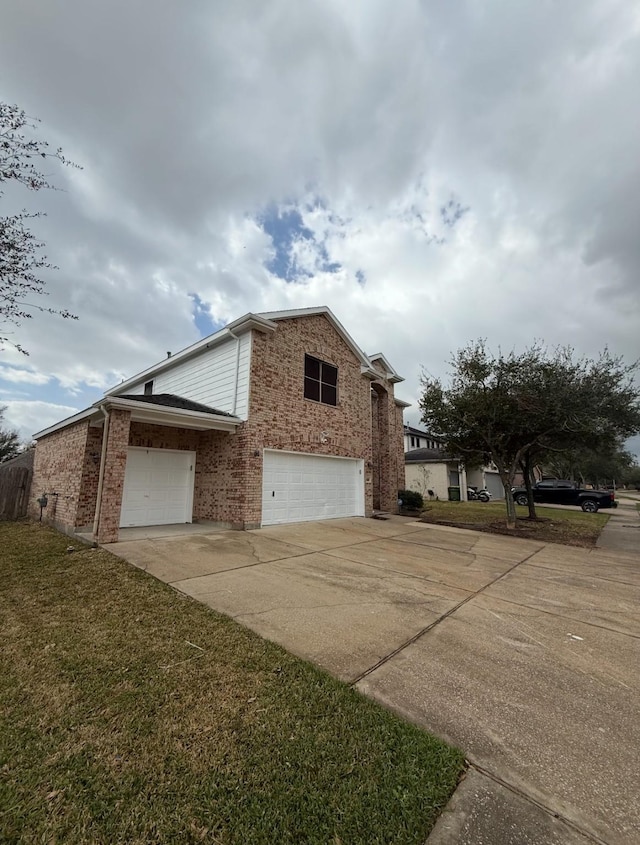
[103,397,241,431]
[33,407,101,440]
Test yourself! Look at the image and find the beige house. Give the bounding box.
[30,307,408,544]
[405,448,505,501]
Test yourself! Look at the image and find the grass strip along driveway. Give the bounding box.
[0,523,464,845]
[419,500,609,547]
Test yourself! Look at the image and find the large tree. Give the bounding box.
[0,406,21,463]
[544,440,636,489]
[420,342,640,528]
[1,103,78,353]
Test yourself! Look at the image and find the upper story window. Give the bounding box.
[144,380,154,395]
[304,355,338,406]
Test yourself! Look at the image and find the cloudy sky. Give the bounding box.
[1,0,639,455]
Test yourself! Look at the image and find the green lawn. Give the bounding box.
[419,500,609,547]
[0,523,464,845]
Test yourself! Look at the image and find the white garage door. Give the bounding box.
[262,450,364,526]
[120,447,196,528]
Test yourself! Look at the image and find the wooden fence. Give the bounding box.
[0,466,32,520]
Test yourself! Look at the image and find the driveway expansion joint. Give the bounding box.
[466,762,610,845]
[350,545,542,685]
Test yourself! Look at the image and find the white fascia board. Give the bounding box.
[394,398,412,408]
[104,397,241,431]
[33,407,100,440]
[258,306,376,371]
[104,313,277,397]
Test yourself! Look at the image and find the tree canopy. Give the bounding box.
[1,102,78,354]
[0,406,21,463]
[420,341,640,527]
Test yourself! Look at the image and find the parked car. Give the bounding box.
[511,479,617,513]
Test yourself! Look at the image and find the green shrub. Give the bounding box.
[398,489,424,510]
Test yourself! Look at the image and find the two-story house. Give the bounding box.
[30,307,408,543]
[403,425,443,453]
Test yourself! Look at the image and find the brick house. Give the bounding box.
[30,307,409,543]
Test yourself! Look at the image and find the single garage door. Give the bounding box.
[262,450,364,526]
[484,472,504,499]
[120,447,196,528]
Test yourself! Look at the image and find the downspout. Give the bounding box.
[228,329,241,416]
[92,405,110,539]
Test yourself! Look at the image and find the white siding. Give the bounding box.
[119,334,252,419]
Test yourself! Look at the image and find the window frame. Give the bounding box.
[144,380,154,395]
[304,354,338,407]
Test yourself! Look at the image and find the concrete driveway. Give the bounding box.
[107,517,639,845]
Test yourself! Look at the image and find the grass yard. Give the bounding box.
[0,523,464,845]
[419,500,609,547]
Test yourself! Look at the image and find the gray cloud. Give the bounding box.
[0,0,639,454]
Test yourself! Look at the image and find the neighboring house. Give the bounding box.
[404,448,505,501]
[404,448,465,501]
[403,425,442,452]
[30,307,408,543]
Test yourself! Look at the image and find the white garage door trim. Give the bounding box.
[261,449,365,526]
[120,447,196,528]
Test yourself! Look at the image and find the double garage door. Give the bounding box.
[261,450,365,526]
[120,447,195,528]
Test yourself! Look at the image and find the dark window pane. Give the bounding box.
[304,377,320,401]
[321,363,338,386]
[305,355,320,379]
[321,384,337,406]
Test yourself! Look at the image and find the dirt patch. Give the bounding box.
[419,515,600,548]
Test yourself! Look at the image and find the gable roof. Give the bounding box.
[368,352,404,383]
[257,306,382,377]
[105,305,404,397]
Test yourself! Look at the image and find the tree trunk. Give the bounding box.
[520,454,538,520]
[500,474,517,529]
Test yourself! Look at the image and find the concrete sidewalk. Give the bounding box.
[597,496,639,554]
[106,516,640,845]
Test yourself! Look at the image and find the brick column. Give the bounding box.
[96,409,131,543]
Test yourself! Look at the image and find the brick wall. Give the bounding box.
[29,420,92,533]
[128,422,247,527]
[95,409,131,543]
[76,425,104,528]
[240,314,379,525]
[129,423,200,451]
[369,358,406,513]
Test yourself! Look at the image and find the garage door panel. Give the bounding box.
[120,448,195,528]
[262,450,364,526]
